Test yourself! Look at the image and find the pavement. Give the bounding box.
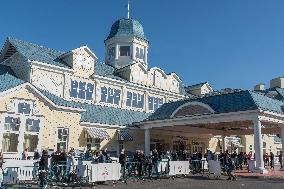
[41,177,284,189]
[4,167,284,189]
[235,166,284,179]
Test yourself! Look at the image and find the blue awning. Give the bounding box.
[85,127,110,140]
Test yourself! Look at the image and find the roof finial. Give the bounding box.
[127,0,130,19]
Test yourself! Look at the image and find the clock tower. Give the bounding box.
[104,18,149,69]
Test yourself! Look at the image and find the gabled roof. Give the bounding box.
[185,82,209,90]
[0,72,150,126]
[147,90,284,121]
[0,73,25,93]
[255,87,284,101]
[0,65,16,76]
[40,90,151,126]
[0,37,69,68]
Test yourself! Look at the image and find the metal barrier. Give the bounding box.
[0,158,226,187]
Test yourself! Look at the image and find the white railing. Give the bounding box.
[1,160,38,183]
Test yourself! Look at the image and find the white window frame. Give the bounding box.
[14,100,33,115]
[56,128,69,151]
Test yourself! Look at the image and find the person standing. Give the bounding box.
[38,150,49,188]
[33,149,40,160]
[0,152,4,169]
[152,149,159,178]
[270,152,275,170]
[119,149,126,179]
[279,151,283,169]
[22,148,28,160]
[66,151,78,183]
[226,156,237,181]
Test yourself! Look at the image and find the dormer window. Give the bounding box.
[120,46,130,56]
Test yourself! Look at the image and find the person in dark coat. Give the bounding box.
[270,152,275,170]
[279,151,283,169]
[39,150,49,171]
[33,149,40,160]
[119,149,126,179]
[151,149,160,177]
[38,150,49,188]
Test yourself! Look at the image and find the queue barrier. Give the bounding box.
[0,159,226,187]
[168,161,190,176]
[247,160,256,173]
[208,160,221,177]
[77,161,121,183]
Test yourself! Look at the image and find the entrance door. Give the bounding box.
[173,140,186,151]
[192,145,203,154]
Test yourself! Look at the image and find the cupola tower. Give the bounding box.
[104,17,149,69]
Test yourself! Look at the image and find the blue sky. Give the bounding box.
[1,0,284,90]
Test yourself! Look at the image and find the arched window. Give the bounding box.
[171,102,214,117]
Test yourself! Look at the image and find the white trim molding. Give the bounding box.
[170,101,215,118]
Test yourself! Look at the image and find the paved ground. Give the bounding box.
[8,176,284,189]
[47,177,284,189]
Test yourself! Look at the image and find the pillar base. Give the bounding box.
[253,168,268,174]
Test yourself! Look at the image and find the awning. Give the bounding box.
[85,127,110,140]
[118,130,133,141]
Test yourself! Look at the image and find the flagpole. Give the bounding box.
[127,0,130,19]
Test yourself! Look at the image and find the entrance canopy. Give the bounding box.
[139,90,284,136]
[136,90,284,173]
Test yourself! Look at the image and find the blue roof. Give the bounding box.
[0,72,149,126]
[0,73,25,93]
[106,18,147,41]
[0,65,16,76]
[6,37,69,68]
[147,90,284,121]
[185,82,208,90]
[40,90,151,126]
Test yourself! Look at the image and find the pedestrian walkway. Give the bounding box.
[235,166,284,178]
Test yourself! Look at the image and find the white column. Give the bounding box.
[0,116,5,152]
[115,44,119,60]
[144,128,150,156]
[17,116,25,154]
[281,126,284,170]
[36,117,43,151]
[222,135,226,153]
[253,119,267,173]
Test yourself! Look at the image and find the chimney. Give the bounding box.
[254,83,265,91]
[270,77,284,88]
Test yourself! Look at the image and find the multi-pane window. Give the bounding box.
[26,119,40,132]
[148,96,164,111]
[24,134,38,152]
[100,86,121,105]
[70,80,94,100]
[108,47,115,60]
[2,133,19,152]
[57,128,69,151]
[120,46,130,56]
[4,117,20,131]
[135,47,144,59]
[18,102,31,115]
[126,92,144,109]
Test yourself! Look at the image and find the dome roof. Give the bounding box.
[106,18,147,41]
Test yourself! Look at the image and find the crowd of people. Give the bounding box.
[0,147,281,183]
